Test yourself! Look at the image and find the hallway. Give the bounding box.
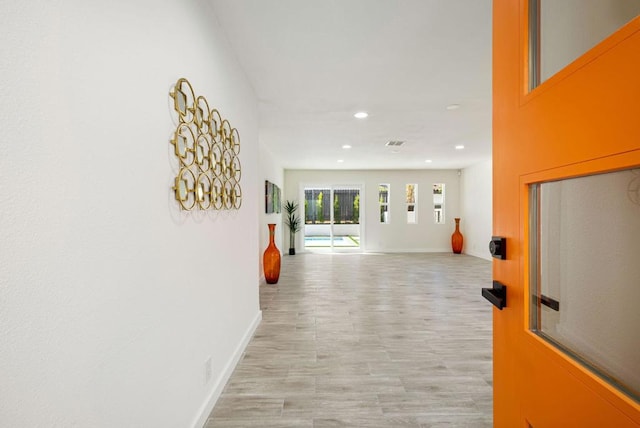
[205,253,493,427]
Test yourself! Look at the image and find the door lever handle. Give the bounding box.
[482,280,507,310]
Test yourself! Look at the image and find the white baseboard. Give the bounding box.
[463,249,492,261]
[191,310,262,428]
[363,248,452,253]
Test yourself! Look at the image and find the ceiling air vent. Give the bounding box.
[386,140,405,147]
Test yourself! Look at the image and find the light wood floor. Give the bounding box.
[205,252,493,427]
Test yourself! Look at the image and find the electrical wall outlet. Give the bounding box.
[204,357,213,384]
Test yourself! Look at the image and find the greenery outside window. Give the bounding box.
[433,183,445,224]
[379,184,390,224]
[406,183,417,224]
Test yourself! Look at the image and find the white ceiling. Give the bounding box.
[209,0,493,170]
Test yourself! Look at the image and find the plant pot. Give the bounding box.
[263,224,281,284]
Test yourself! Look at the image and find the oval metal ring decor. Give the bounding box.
[169,78,242,211]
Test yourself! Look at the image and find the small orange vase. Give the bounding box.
[451,217,463,254]
[263,223,281,284]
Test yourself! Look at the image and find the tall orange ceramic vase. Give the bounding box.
[263,223,281,284]
[451,217,463,254]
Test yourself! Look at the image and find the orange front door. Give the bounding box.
[493,1,640,426]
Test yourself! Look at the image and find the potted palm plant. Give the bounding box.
[284,200,301,255]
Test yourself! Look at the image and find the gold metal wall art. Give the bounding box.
[169,78,242,211]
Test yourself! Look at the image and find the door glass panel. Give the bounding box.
[529,168,640,402]
[529,0,640,90]
[332,187,360,248]
[304,188,331,248]
[304,186,360,250]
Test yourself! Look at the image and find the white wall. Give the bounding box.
[0,2,260,427]
[259,143,284,275]
[461,159,493,260]
[285,169,461,252]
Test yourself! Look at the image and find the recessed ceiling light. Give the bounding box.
[425,159,432,163]
[342,144,352,149]
[455,145,465,150]
[337,159,344,163]
[354,111,368,119]
[446,104,461,110]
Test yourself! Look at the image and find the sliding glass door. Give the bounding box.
[303,185,361,251]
